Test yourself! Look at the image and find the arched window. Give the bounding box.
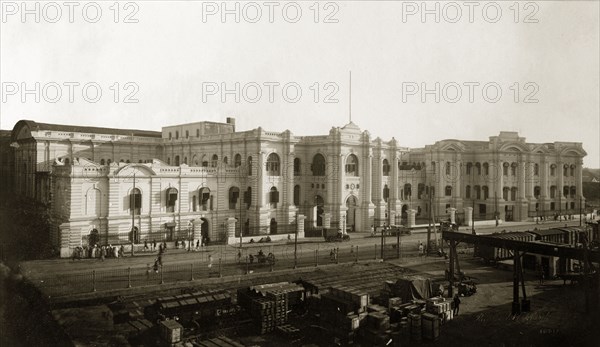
[229,186,240,210]
[175,130,179,139]
[474,185,481,200]
[503,187,509,201]
[445,185,452,197]
[511,187,517,201]
[312,154,326,176]
[550,164,556,176]
[563,186,569,197]
[563,164,568,176]
[550,186,557,199]
[466,162,472,175]
[483,162,489,175]
[511,162,517,176]
[345,154,359,176]
[294,158,301,176]
[130,188,141,215]
[269,187,279,209]
[475,162,481,175]
[534,163,539,176]
[200,187,211,211]
[466,185,471,199]
[293,185,300,206]
[183,157,187,165]
[418,183,425,199]
[211,154,218,167]
[247,156,253,176]
[266,153,281,176]
[534,186,541,199]
[166,188,178,212]
[445,162,451,175]
[100,159,105,165]
[383,184,390,202]
[403,184,412,199]
[223,156,228,164]
[107,159,112,165]
[431,161,436,173]
[174,156,180,166]
[126,159,131,164]
[234,154,242,168]
[570,186,576,198]
[382,159,390,176]
[503,162,509,176]
[167,157,170,165]
[243,187,252,209]
[482,186,489,200]
[570,165,575,177]
[201,155,208,167]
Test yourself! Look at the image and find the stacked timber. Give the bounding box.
[319,286,371,345]
[426,297,453,323]
[237,285,292,334]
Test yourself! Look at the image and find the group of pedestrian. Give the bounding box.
[73,244,124,261]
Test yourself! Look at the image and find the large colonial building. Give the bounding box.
[0,119,587,257]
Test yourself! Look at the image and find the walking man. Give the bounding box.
[418,242,424,257]
[453,294,461,316]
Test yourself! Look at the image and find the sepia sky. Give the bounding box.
[1,1,598,166]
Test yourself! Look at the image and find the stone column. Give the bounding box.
[407,209,416,228]
[226,217,237,244]
[364,154,373,206]
[286,152,295,208]
[464,207,473,227]
[449,208,457,224]
[193,219,203,244]
[323,213,331,229]
[296,214,306,238]
[558,161,564,213]
[576,159,583,199]
[391,153,400,212]
[256,152,264,208]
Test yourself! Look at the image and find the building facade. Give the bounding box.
[1,119,587,257]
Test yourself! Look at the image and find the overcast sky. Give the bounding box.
[1,1,598,166]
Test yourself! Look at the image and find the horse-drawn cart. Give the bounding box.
[323,229,350,242]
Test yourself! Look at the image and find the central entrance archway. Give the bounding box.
[270,218,278,234]
[315,195,324,227]
[200,218,209,244]
[89,229,99,247]
[346,196,358,232]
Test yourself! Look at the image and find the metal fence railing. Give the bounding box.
[32,240,449,298]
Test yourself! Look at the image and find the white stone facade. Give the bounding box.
[4,120,586,257]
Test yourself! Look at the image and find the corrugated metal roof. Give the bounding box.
[528,229,565,237]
